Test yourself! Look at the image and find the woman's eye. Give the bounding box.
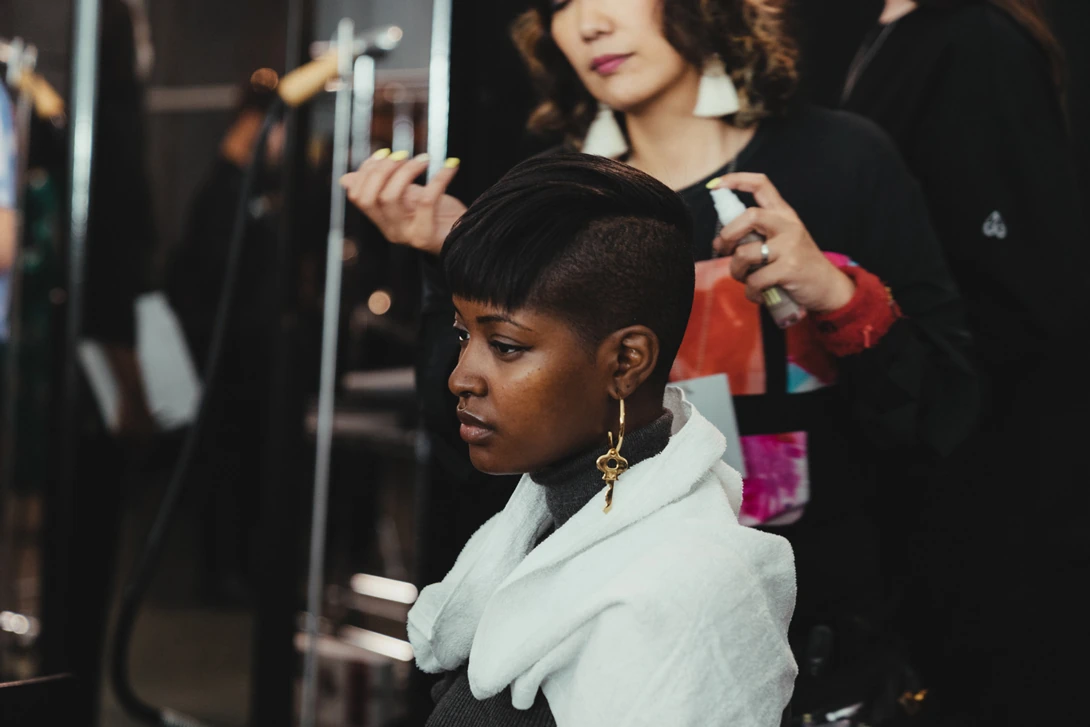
[491,341,526,357]
[454,327,469,343]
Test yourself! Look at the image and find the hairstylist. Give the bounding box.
[343,0,976,717]
[841,1,1088,724]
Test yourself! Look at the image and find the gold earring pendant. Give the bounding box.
[596,398,629,513]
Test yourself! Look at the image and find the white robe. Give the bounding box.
[408,386,798,726]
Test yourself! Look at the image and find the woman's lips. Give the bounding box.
[591,53,632,76]
[457,409,494,445]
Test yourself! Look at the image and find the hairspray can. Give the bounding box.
[710,186,805,328]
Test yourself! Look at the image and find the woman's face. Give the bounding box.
[550,0,699,114]
[449,297,613,475]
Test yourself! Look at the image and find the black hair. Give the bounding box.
[442,152,696,384]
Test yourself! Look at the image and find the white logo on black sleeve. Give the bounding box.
[983,211,1008,240]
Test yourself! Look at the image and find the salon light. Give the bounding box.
[0,610,34,636]
[250,67,280,91]
[350,573,418,604]
[342,625,414,662]
[367,289,393,316]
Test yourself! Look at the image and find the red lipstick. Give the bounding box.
[591,53,631,76]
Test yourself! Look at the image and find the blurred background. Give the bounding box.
[0,1,1088,726]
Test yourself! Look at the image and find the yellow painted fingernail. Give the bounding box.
[371,148,391,160]
[444,157,461,169]
[389,150,410,161]
[706,177,721,190]
[414,153,431,162]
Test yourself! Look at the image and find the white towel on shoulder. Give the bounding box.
[409,386,797,726]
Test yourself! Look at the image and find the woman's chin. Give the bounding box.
[592,81,658,116]
[468,447,512,476]
[468,447,538,477]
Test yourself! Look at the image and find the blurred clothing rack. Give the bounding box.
[145,68,429,114]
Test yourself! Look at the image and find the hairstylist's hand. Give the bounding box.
[711,173,855,313]
[340,150,465,257]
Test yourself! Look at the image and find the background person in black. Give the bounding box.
[838,1,1089,724]
[166,83,285,604]
[342,0,976,719]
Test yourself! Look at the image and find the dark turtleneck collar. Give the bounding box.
[531,409,674,530]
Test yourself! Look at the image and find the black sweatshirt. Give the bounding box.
[840,8,1090,721]
[415,106,977,711]
[669,110,976,693]
[840,2,1090,564]
[842,5,1088,402]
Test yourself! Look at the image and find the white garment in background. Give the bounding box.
[408,387,797,727]
[135,291,201,430]
[78,292,201,433]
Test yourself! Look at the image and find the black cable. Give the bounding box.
[109,102,284,727]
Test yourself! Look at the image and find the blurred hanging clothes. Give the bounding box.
[84,0,157,352]
[165,86,283,604]
[1,83,16,343]
[0,80,63,494]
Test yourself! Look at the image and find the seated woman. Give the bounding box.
[407,151,797,726]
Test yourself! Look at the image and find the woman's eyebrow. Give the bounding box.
[477,313,534,332]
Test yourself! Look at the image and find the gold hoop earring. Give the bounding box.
[596,398,629,514]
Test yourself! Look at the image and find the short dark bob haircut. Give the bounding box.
[442,151,696,383]
[512,0,799,145]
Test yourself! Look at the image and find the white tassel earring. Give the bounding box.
[581,104,629,159]
[693,56,740,118]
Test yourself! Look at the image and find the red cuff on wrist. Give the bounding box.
[812,261,902,357]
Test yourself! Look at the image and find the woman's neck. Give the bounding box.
[532,408,674,530]
[623,83,756,191]
[881,0,918,24]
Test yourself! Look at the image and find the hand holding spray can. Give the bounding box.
[709,184,806,329]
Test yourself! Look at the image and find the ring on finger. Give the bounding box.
[760,242,771,266]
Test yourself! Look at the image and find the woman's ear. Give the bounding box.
[600,325,660,400]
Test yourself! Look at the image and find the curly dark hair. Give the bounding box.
[512,0,799,146]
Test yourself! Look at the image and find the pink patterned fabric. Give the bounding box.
[738,432,809,527]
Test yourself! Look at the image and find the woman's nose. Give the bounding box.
[448,351,487,400]
[576,0,614,42]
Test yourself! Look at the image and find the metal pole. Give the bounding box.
[300,17,354,727]
[350,55,375,170]
[61,0,100,495]
[426,0,453,179]
[40,0,100,679]
[392,91,415,157]
[413,0,454,593]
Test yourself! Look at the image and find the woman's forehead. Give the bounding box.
[453,296,576,335]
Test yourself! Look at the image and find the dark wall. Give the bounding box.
[446,1,550,206]
[143,0,288,282]
[6,0,288,283]
[4,0,72,96]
